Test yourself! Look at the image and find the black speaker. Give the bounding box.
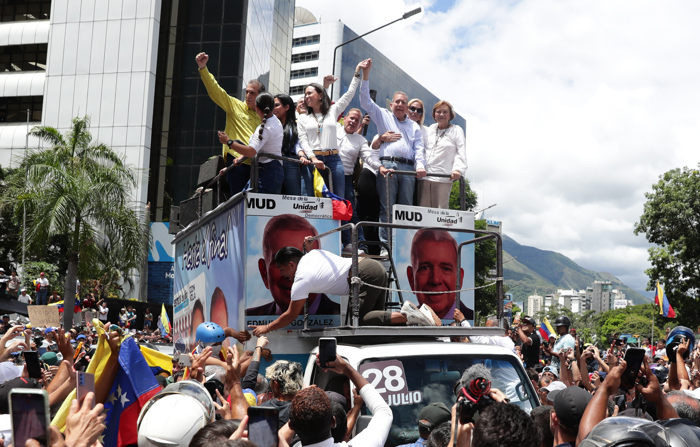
[197,156,225,187]
[168,206,180,234]
[178,190,218,227]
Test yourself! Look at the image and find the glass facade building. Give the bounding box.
[147,0,295,222]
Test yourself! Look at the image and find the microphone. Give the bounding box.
[455,364,492,403]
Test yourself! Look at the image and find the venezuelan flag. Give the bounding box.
[48,300,80,313]
[654,281,676,318]
[539,317,555,341]
[157,304,171,335]
[312,168,353,221]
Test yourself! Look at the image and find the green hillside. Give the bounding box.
[502,234,650,306]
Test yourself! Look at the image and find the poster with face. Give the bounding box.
[173,201,245,352]
[392,205,475,325]
[244,193,342,330]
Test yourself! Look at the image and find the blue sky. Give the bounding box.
[297,0,700,297]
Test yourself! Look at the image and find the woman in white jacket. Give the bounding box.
[297,59,369,196]
[418,100,467,209]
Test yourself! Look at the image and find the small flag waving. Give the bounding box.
[157,304,171,336]
[312,168,353,221]
[102,337,161,447]
[538,317,555,341]
[654,281,676,318]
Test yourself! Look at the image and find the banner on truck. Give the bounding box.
[173,201,245,351]
[244,193,342,330]
[392,205,476,325]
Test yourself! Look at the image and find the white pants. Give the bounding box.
[417,180,452,209]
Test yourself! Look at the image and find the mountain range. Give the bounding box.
[502,234,650,306]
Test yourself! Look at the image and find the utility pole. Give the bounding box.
[21,109,29,282]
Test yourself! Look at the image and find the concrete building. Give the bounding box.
[587,280,614,313]
[528,294,543,320]
[288,8,466,136]
[540,289,591,315]
[0,0,296,302]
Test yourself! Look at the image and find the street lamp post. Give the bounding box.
[329,7,421,100]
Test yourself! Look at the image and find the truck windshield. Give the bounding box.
[356,354,535,446]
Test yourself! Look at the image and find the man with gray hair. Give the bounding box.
[360,59,426,257]
[667,390,700,426]
[195,52,266,196]
[260,359,304,427]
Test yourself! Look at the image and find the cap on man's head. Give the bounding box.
[76,334,86,341]
[521,316,536,326]
[542,366,559,378]
[542,381,567,395]
[551,386,592,430]
[41,352,59,366]
[418,402,451,431]
[0,268,5,272]
[40,272,45,276]
[325,391,347,409]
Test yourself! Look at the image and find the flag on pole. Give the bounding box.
[157,304,171,336]
[312,168,353,220]
[538,317,555,341]
[654,281,676,318]
[101,337,161,447]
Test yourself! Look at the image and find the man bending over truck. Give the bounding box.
[249,244,436,335]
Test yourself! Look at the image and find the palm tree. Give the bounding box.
[0,116,147,327]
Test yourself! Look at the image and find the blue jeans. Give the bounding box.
[256,161,284,194]
[225,155,251,197]
[376,161,416,244]
[341,175,366,248]
[283,160,313,196]
[36,289,48,305]
[316,154,345,198]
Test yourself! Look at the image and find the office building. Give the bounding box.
[289,8,466,136]
[587,280,614,313]
[528,294,543,320]
[0,0,296,302]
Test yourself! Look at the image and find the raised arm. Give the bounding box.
[331,60,366,117]
[676,337,691,383]
[359,59,383,123]
[196,52,243,115]
[577,360,626,444]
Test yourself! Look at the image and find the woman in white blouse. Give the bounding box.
[418,100,467,209]
[218,93,284,194]
[297,59,369,197]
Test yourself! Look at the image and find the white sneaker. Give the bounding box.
[420,304,443,326]
[401,301,435,326]
[380,248,389,258]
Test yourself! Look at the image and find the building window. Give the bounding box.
[0,96,43,122]
[291,51,319,64]
[0,44,48,72]
[289,85,306,95]
[292,35,320,47]
[290,67,317,80]
[0,0,51,22]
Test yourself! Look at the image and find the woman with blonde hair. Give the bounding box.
[407,98,429,149]
[418,100,467,209]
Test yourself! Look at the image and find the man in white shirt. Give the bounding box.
[17,289,31,304]
[97,300,109,322]
[337,109,369,255]
[288,354,392,447]
[249,245,434,336]
[35,272,49,305]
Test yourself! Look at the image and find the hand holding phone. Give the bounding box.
[620,348,646,390]
[76,372,95,408]
[23,351,43,379]
[318,338,337,368]
[10,389,49,447]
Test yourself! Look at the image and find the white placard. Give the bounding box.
[393,204,475,229]
[246,193,334,219]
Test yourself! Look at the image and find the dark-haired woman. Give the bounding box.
[297,59,369,196]
[273,94,312,196]
[218,92,284,194]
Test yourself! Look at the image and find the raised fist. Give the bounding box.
[195,52,209,69]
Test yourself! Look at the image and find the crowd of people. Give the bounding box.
[197,53,468,257]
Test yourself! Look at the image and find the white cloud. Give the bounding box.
[296,0,700,294]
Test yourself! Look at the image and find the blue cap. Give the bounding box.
[44,327,55,335]
[76,334,86,340]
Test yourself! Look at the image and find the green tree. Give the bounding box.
[20,261,60,296]
[634,165,700,327]
[595,304,664,345]
[449,178,478,211]
[0,116,147,327]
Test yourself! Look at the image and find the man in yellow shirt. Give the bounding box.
[196,52,265,196]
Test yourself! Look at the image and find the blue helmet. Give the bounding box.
[195,322,225,345]
[666,326,695,362]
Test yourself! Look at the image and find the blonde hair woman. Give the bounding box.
[418,100,467,209]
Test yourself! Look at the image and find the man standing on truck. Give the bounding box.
[407,229,474,321]
[517,316,541,369]
[249,244,436,335]
[196,52,265,196]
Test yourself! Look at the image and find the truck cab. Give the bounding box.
[304,338,539,447]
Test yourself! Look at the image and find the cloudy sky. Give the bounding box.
[296,0,700,297]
